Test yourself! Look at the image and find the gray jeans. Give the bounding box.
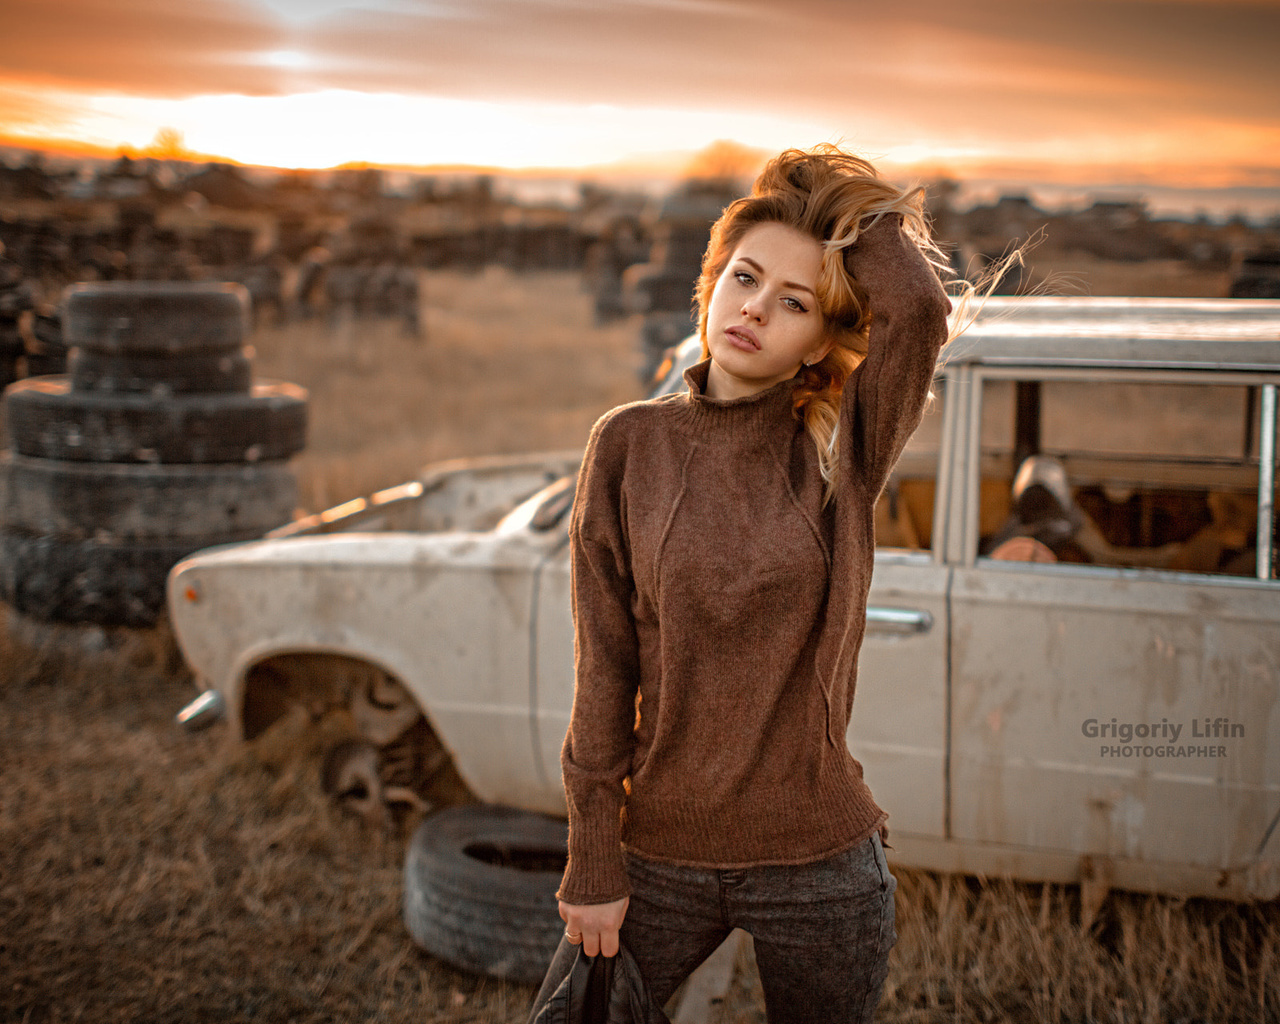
[533,834,897,1024]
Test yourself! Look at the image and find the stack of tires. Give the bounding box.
[0,281,307,626]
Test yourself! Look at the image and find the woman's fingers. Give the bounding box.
[598,927,620,958]
[558,897,629,958]
[559,909,604,957]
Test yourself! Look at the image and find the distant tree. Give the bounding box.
[147,127,194,162]
[681,140,765,188]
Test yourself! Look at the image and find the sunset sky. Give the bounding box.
[1,0,1277,187]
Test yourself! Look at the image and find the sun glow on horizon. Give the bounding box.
[0,84,839,172]
[1,75,1277,197]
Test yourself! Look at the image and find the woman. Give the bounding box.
[537,145,954,1023]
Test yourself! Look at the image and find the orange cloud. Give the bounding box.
[0,0,286,95]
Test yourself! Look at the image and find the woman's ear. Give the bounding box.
[805,337,836,367]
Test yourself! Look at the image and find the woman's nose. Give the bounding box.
[741,295,766,321]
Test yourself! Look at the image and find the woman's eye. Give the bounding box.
[784,296,808,313]
[734,271,755,287]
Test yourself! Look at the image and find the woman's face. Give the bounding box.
[704,221,832,401]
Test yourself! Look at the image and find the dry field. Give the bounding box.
[2,258,1277,1024]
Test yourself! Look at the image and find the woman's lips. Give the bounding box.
[725,325,760,351]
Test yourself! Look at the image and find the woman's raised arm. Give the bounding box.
[840,214,951,497]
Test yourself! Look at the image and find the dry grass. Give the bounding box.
[1025,255,1231,299]
[2,261,1276,1024]
[0,612,539,1024]
[879,872,1279,1023]
[984,238,1232,301]
[249,266,646,514]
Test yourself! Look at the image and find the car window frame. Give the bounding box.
[959,365,1280,582]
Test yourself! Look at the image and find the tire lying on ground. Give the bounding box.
[4,378,307,463]
[403,805,568,985]
[69,347,255,395]
[0,453,297,540]
[62,280,249,355]
[0,528,259,627]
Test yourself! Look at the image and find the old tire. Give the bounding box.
[0,453,297,540]
[0,527,251,626]
[62,281,249,355]
[4,379,307,463]
[403,805,567,984]
[69,347,254,395]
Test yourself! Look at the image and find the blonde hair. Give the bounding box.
[696,144,955,498]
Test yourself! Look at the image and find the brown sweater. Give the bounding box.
[558,216,951,905]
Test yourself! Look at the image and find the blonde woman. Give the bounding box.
[534,145,954,1023]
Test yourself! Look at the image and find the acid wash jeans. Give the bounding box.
[532,833,896,1024]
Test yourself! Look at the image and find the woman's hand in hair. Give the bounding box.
[842,212,905,274]
[558,896,630,958]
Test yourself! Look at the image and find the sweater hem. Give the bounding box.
[621,810,888,872]
[619,769,887,871]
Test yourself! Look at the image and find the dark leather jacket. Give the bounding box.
[529,945,669,1024]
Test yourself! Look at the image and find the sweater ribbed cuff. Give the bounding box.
[556,826,631,905]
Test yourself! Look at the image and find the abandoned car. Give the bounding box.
[168,296,1280,976]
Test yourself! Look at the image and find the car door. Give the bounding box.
[944,368,1280,897]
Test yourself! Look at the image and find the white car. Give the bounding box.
[168,297,1280,975]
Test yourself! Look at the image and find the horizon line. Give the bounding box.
[5,134,1280,196]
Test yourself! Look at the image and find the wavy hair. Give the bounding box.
[696,144,957,498]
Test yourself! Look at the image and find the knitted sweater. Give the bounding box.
[558,216,951,905]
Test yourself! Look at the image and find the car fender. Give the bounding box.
[168,530,565,809]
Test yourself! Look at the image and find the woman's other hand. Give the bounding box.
[558,896,629,957]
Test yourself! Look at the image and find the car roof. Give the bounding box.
[947,296,1280,371]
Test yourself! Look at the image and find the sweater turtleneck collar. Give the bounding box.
[675,357,801,439]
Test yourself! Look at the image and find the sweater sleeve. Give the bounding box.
[556,411,642,905]
[839,214,951,497]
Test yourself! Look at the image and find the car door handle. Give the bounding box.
[866,606,934,634]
